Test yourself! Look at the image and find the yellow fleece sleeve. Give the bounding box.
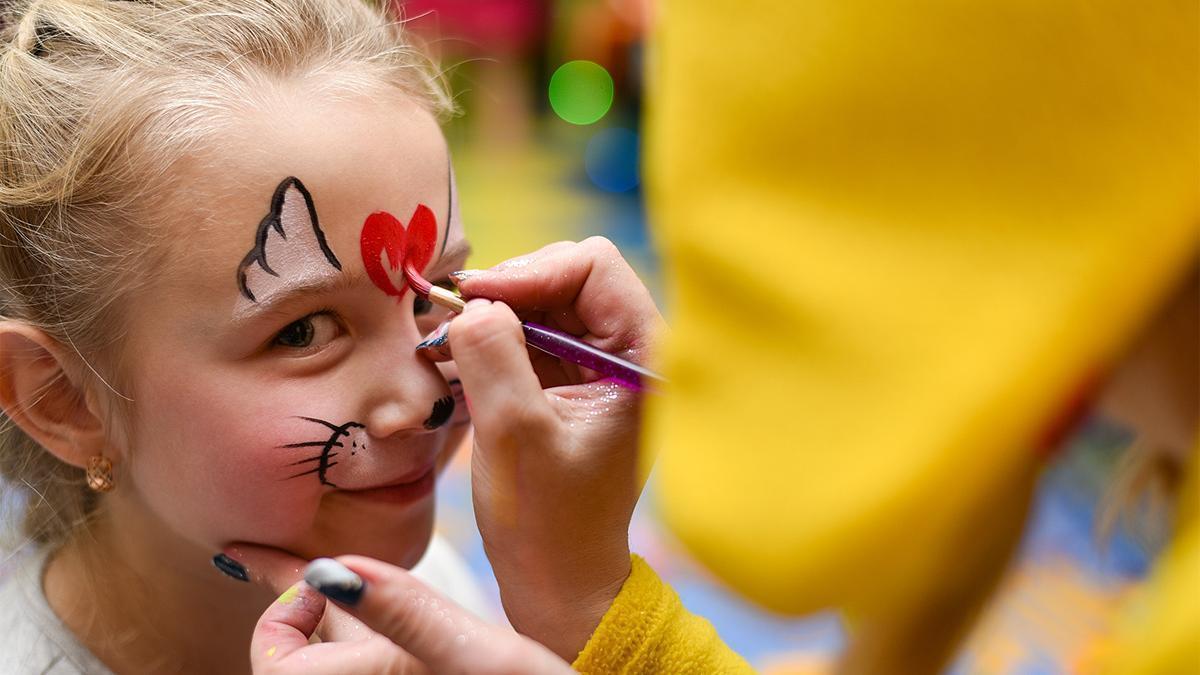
[571,555,752,674]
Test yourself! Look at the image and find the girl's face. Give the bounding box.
[114,90,470,567]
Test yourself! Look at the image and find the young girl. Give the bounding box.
[0,0,530,671]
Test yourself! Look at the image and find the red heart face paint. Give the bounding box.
[360,204,438,300]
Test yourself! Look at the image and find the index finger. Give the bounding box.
[226,544,370,644]
[221,544,306,596]
[306,556,572,674]
[454,237,660,343]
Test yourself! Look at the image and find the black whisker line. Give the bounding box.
[289,453,338,466]
[279,441,343,449]
[297,416,342,432]
[283,418,366,486]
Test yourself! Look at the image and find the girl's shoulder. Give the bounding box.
[0,546,113,675]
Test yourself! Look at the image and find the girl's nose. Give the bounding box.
[360,319,453,439]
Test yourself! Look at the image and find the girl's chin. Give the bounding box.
[298,494,437,567]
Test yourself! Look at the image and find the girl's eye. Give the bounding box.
[273,312,341,350]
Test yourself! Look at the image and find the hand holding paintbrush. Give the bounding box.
[411,237,664,659]
[404,242,665,390]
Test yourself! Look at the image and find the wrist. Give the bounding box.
[497,555,631,661]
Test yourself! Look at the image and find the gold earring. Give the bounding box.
[86,455,114,493]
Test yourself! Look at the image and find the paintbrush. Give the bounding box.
[403,261,665,390]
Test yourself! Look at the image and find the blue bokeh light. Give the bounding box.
[584,127,640,193]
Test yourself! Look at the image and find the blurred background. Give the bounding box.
[394,2,1160,673]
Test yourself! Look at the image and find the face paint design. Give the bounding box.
[282,417,367,488]
[441,164,460,256]
[283,398,452,486]
[360,205,438,301]
[422,396,455,430]
[238,177,342,303]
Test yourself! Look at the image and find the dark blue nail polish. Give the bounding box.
[305,558,365,605]
[212,553,249,582]
[448,269,482,284]
[415,328,449,351]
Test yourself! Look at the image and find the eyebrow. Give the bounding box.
[231,268,366,328]
[230,239,470,327]
[430,238,472,273]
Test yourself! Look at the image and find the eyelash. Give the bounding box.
[272,308,341,352]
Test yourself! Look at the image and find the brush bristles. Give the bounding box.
[402,260,433,296]
[402,260,465,313]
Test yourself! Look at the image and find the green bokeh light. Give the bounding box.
[548,60,614,125]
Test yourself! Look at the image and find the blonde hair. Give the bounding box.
[0,0,452,548]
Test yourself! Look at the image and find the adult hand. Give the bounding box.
[237,549,571,674]
[420,236,666,660]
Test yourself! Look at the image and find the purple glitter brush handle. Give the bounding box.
[521,322,664,391]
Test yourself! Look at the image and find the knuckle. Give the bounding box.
[489,398,559,450]
[581,235,618,257]
[370,580,443,651]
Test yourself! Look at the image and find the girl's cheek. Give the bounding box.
[130,432,326,549]
[127,384,332,548]
[205,441,327,544]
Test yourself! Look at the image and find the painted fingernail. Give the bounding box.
[415,321,450,351]
[212,553,249,582]
[276,583,302,605]
[448,269,484,284]
[305,558,365,606]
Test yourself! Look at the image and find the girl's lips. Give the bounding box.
[345,465,435,505]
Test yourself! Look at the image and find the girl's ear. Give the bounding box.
[0,321,108,469]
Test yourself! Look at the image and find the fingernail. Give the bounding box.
[448,269,484,284]
[305,558,365,606]
[212,553,249,582]
[415,321,450,351]
[276,583,302,605]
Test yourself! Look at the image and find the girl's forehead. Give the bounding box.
[159,94,457,301]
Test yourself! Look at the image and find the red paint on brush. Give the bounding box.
[360,204,438,300]
[403,260,432,297]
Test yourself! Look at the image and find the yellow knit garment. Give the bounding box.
[573,556,752,673]
[642,0,1198,669]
